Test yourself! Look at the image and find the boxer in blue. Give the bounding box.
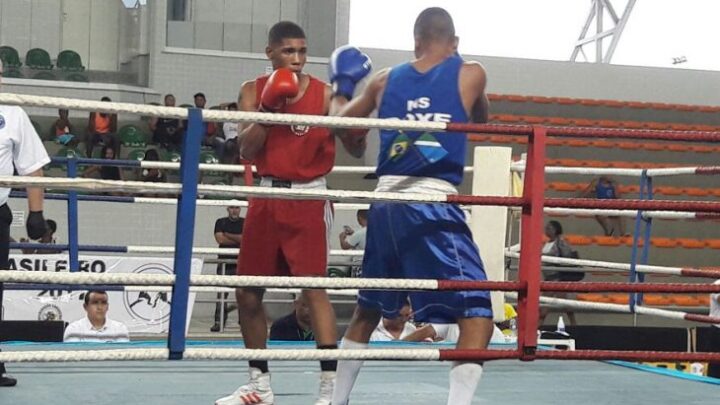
[328,7,493,405]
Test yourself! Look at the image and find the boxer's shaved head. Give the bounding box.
[414,7,455,42]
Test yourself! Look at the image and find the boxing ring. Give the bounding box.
[0,93,719,404]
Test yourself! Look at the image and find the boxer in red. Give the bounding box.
[215,21,370,405]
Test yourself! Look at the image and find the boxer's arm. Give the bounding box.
[238,80,269,160]
[330,69,389,158]
[461,62,489,124]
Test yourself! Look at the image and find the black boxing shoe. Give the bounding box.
[0,375,17,387]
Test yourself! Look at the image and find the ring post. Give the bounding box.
[517,126,546,360]
[628,171,651,311]
[167,108,203,359]
[67,157,80,272]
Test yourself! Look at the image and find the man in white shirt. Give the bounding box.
[0,58,51,387]
[63,290,130,343]
[369,301,416,341]
[339,210,368,250]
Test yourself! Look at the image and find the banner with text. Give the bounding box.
[2,254,204,334]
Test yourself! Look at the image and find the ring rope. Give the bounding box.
[5,176,720,212]
[2,347,719,363]
[505,250,720,279]
[511,164,720,177]
[3,93,720,141]
[506,292,719,324]
[7,242,363,257]
[2,271,719,293]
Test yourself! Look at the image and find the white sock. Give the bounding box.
[447,362,483,405]
[331,338,368,405]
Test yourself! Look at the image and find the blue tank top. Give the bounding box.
[376,55,468,185]
[596,181,616,199]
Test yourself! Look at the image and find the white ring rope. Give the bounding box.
[505,293,715,323]
[0,176,451,204]
[542,207,709,220]
[142,162,474,174]
[0,348,441,363]
[123,246,362,257]
[0,271,440,290]
[132,198,373,211]
[512,163,719,178]
[119,286,360,296]
[0,93,447,132]
[504,250,692,277]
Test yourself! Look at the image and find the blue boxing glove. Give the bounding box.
[329,45,372,100]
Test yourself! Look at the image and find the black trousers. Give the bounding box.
[0,203,13,375]
[214,262,237,323]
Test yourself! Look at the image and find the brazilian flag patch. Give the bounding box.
[414,132,448,164]
[389,132,410,161]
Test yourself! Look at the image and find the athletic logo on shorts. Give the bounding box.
[0,114,5,130]
[291,124,310,136]
[123,263,173,324]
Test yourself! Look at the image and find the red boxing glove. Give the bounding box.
[259,68,299,112]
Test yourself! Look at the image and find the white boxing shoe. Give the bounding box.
[314,371,336,405]
[215,368,274,405]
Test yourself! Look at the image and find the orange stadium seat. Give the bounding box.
[626,101,649,109]
[564,235,594,246]
[529,96,553,104]
[677,104,698,112]
[556,97,577,105]
[522,116,546,124]
[506,95,527,102]
[571,118,594,127]
[579,99,602,106]
[589,140,615,148]
[487,94,502,102]
[607,294,630,304]
[684,188,710,197]
[593,236,623,246]
[649,103,673,110]
[468,134,490,142]
[566,139,593,148]
[548,182,578,192]
[576,293,605,302]
[489,135,515,144]
[644,122,671,130]
[689,145,715,153]
[643,295,672,306]
[677,238,706,249]
[546,117,572,126]
[669,123,693,131]
[546,138,563,146]
[597,120,622,128]
[671,295,701,307]
[645,142,666,151]
[603,100,625,108]
[697,295,711,306]
[698,105,720,113]
[705,239,720,249]
[690,124,719,132]
[622,121,645,129]
[493,114,522,123]
[666,144,691,152]
[616,141,638,150]
[655,186,683,196]
[710,189,720,198]
[651,238,678,248]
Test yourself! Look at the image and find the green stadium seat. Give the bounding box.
[25,48,53,70]
[119,125,147,147]
[0,45,22,68]
[32,71,56,81]
[65,72,88,82]
[126,149,146,162]
[164,150,181,162]
[56,50,85,71]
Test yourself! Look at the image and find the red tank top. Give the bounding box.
[254,74,334,181]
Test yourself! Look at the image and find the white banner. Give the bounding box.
[2,254,204,334]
